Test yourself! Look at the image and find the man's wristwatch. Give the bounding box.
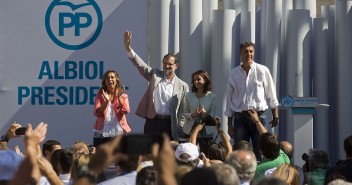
[0,135,9,142]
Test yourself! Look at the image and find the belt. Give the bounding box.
[234,110,265,117]
[154,114,171,119]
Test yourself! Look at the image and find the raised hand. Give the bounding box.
[196,105,206,115]
[247,109,260,123]
[6,122,22,139]
[102,89,110,101]
[24,122,47,149]
[151,134,177,185]
[124,30,132,52]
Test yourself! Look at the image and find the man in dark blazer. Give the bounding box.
[124,30,189,140]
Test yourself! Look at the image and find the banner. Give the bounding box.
[0,0,148,148]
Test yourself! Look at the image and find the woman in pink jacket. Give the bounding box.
[93,70,131,147]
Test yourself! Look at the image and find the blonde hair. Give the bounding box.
[70,154,91,180]
[271,163,300,185]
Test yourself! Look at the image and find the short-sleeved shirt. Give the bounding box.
[254,150,290,180]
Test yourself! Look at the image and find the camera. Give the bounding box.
[302,152,310,172]
[118,134,163,154]
[197,114,217,126]
[15,127,27,135]
[302,152,309,162]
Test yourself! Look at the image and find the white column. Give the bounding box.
[280,0,293,95]
[211,9,237,132]
[222,0,241,68]
[336,0,352,159]
[312,18,329,153]
[279,0,293,141]
[202,0,218,74]
[286,9,311,98]
[259,0,267,65]
[293,115,313,167]
[179,0,203,81]
[264,0,282,87]
[149,0,171,68]
[241,0,255,43]
[170,0,180,55]
[263,0,282,134]
[293,0,316,18]
[222,0,241,9]
[321,4,337,162]
[285,9,312,153]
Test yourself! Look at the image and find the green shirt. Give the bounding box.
[309,168,327,185]
[254,150,290,180]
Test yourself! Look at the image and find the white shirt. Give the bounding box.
[224,62,278,116]
[59,174,71,185]
[99,103,123,137]
[154,76,175,115]
[128,49,175,116]
[98,171,137,185]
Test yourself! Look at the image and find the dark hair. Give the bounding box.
[181,167,218,185]
[163,53,178,64]
[240,41,255,52]
[117,154,140,171]
[51,149,63,174]
[308,148,329,170]
[42,140,61,157]
[207,143,226,162]
[344,135,352,157]
[136,166,158,185]
[259,132,280,159]
[100,70,121,93]
[59,149,74,174]
[191,70,212,94]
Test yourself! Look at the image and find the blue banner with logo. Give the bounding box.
[0,0,148,148]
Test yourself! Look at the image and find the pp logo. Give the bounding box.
[281,95,294,108]
[45,0,103,50]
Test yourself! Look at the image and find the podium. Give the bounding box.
[280,96,329,167]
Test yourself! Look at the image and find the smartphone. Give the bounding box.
[15,127,27,135]
[119,134,163,154]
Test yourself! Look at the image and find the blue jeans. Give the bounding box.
[233,111,267,161]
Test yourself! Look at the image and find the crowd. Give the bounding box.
[0,31,351,185]
[1,118,351,185]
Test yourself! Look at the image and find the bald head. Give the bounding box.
[280,141,293,160]
[227,150,257,182]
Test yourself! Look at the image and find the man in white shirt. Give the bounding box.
[224,41,279,161]
[124,30,189,140]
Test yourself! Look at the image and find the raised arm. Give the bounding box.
[0,122,22,150]
[88,135,125,175]
[124,30,132,52]
[190,123,205,144]
[152,134,177,185]
[248,110,267,135]
[123,30,153,80]
[215,117,232,159]
[10,123,48,185]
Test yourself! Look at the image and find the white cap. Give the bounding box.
[175,142,199,162]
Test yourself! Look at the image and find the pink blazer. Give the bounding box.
[93,92,131,133]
